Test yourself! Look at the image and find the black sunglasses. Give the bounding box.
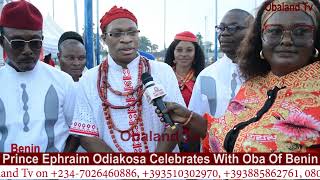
[3,36,42,50]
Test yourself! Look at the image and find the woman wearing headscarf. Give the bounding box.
[160,0,320,153]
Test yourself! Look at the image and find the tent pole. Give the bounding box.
[74,0,79,33]
[96,0,100,65]
[84,0,93,69]
[214,0,218,62]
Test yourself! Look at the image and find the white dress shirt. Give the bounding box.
[188,55,243,118]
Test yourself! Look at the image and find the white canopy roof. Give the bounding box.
[43,14,64,57]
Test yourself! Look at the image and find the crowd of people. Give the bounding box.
[1,0,320,153]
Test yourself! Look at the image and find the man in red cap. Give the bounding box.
[0,0,76,152]
[69,6,185,152]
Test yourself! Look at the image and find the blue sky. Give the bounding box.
[29,0,265,49]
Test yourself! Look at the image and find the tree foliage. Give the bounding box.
[196,32,204,50]
[151,44,159,53]
[139,36,152,52]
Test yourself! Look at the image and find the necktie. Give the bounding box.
[231,72,237,100]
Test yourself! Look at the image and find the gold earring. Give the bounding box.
[314,48,319,58]
[260,50,264,59]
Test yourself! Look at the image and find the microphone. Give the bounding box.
[141,72,176,130]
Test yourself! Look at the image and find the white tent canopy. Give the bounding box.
[43,14,64,57]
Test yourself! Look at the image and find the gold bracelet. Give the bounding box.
[183,111,193,126]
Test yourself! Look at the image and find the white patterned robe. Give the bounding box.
[70,55,185,152]
[0,61,76,152]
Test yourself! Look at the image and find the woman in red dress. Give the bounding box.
[165,31,205,152]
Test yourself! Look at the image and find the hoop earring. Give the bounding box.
[260,50,265,59]
[314,48,319,58]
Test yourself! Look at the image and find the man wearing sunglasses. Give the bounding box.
[0,1,75,152]
[69,6,185,152]
[189,9,253,118]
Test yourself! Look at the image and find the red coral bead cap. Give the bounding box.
[174,31,197,42]
[100,5,137,32]
[0,0,43,30]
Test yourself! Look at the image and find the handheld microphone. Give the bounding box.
[141,72,176,130]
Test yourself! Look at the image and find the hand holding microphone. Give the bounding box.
[160,102,193,125]
[141,72,176,130]
[159,102,208,139]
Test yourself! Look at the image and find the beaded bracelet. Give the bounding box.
[183,111,193,126]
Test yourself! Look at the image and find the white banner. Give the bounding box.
[1,165,320,179]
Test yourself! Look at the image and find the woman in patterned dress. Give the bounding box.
[161,0,320,153]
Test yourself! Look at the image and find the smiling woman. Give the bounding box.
[165,31,205,107]
[200,0,320,153]
[157,0,320,154]
[164,31,205,152]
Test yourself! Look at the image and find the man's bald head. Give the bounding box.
[59,39,84,54]
[58,39,86,82]
[225,9,254,26]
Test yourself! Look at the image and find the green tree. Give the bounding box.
[196,32,204,50]
[151,44,159,53]
[139,36,152,52]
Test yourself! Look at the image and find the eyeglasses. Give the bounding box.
[3,36,42,50]
[262,24,315,46]
[62,55,86,62]
[215,25,246,34]
[106,30,140,38]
